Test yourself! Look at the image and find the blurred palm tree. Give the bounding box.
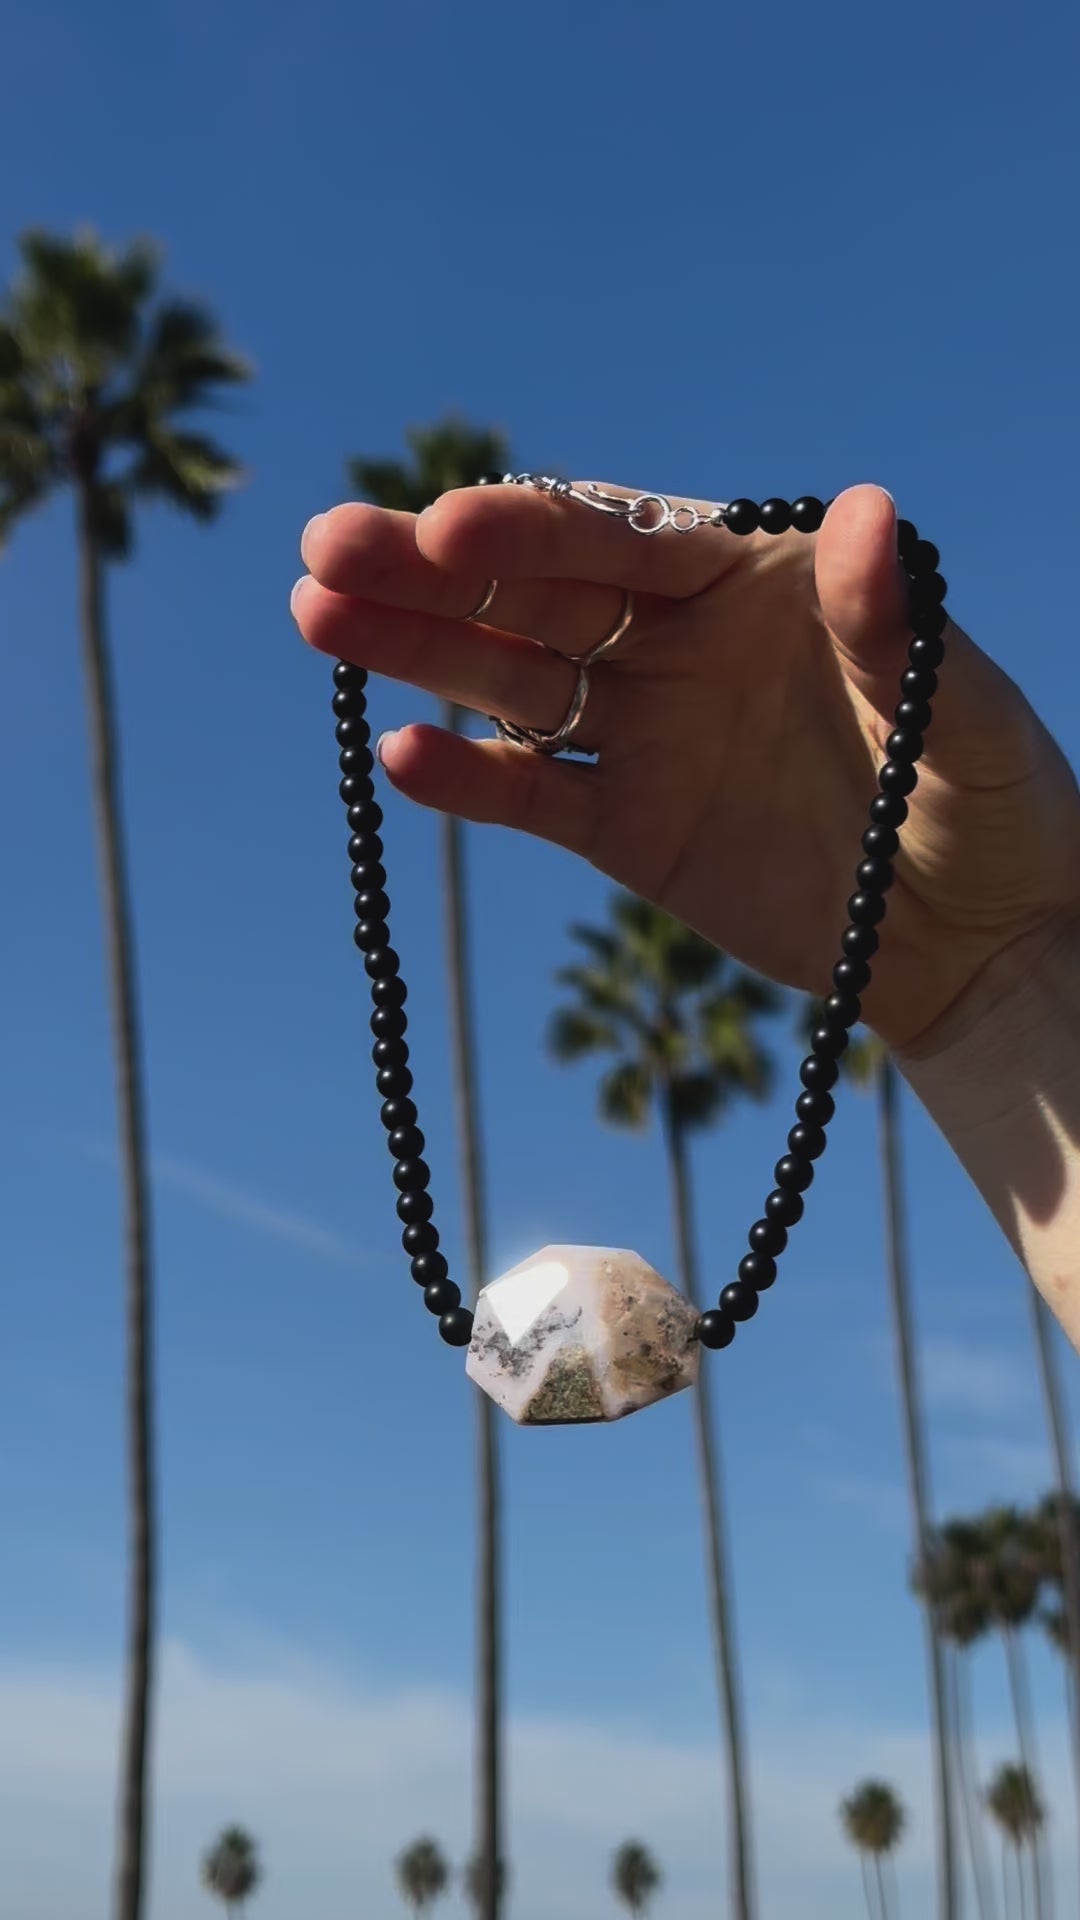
[396,1837,450,1915]
[201,1827,261,1917]
[916,1520,998,1920]
[1,228,248,1920]
[840,1780,907,1920]
[611,1840,662,1915]
[348,419,509,1920]
[985,1764,1045,1920]
[552,894,782,1920]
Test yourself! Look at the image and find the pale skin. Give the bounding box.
[293,482,1080,1349]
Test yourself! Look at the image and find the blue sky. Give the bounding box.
[2,1,1079,1915]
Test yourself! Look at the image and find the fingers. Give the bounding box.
[377,723,600,856]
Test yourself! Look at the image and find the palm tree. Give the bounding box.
[552,894,782,1920]
[916,1521,998,1920]
[840,1780,907,1920]
[348,420,510,1920]
[1026,1297,1080,1869]
[201,1827,261,1916]
[985,1765,1044,1920]
[979,1508,1048,1920]
[1029,1486,1080,1886]
[612,1840,662,1915]
[1,230,248,1920]
[396,1837,450,1915]
[802,1004,958,1920]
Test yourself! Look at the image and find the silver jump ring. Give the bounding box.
[492,661,591,756]
[576,588,634,665]
[459,579,498,623]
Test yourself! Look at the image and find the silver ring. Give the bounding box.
[492,662,591,756]
[459,579,498,623]
[576,588,634,664]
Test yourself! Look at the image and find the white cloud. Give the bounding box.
[921,1338,1032,1420]
[0,1639,1075,1920]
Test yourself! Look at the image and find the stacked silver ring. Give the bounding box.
[486,588,635,755]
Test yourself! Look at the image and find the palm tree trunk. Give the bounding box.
[1001,1634,1047,1920]
[440,703,502,1920]
[76,485,158,1920]
[878,1060,958,1920]
[662,1099,755,1920]
[950,1647,999,1920]
[1018,1844,1029,1920]
[1027,1284,1080,1885]
[860,1851,880,1920]
[874,1852,888,1920]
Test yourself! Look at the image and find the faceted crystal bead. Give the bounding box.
[465,1245,700,1424]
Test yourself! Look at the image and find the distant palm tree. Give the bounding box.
[840,1780,907,1920]
[1,229,248,1920]
[201,1827,261,1917]
[1028,1486,1080,1887]
[1026,1299,1080,1865]
[985,1764,1044,1920]
[612,1840,662,1915]
[802,1003,958,1920]
[916,1520,998,1920]
[396,1837,450,1915]
[552,894,781,1920]
[349,420,510,1920]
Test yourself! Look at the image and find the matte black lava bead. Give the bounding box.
[402,1221,438,1257]
[775,1154,814,1193]
[720,1281,759,1322]
[373,1037,409,1071]
[393,1157,429,1192]
[870,792,908,829]
[796,1088,835,1126]
[351,861,387,893]
[396,1189,433,1226]
[901,665,938,703]
[759,497,792,535]
[791,496,825,533]
[841,924,879,963]
[354,920,388,953]
[724,498,760,536]
[354,889,390,922]
[896,519,918,561]
[697,1310,736,1350]
[348,799,384,834]
[909,632,945,669]
[856,856,894,893]
[411,1249,448,1286]
[750,1217,788,1256]
[389,1125,425,1160]
[377,1064,413,1098]
[848,890,886,926]
[878,759,918,797]
[766,1187,805,1227]
[365,947,401,980]
[424,1277,462,1316]
[371,1006,408,1042]
[894,700,932,735]
[381,1096,417,1132]
[372,976,407,1008]
[862,822,900,860]
[739,1251,777,1290]
[440,1306,475,1348]
[886,728,924,765]
[789,1122,827,1160]
[349,832,384,864]
[812,1022,849,1059]
[833,956,871,995]
[800,1053,839,1092]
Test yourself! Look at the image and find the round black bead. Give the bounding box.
[697,1309,736,1350]
[371,1005,408,1042]
[862,822,900,860]
[833,956,871,995]
[339,745,374,779]
[396,1189,433,1226]
[335,716,371,748]
[912,603,948,638]
[800,1053,838,1092]
[750,1217,788,1256]
[411,1249,447,1286]
[425,1277,462,1316]
[365,947,400,980]
[333,688,365,719]
[348,832,384,864]
[373,1036,409,1071]
[347,799,384,834]
[901,665,938,703]
[377,1064,413,1098]
[886,728,924,766]
[857,856,894,893]
[339,775,374,808]
[848,890,886,926]
[894,700,932,735]
[440,1306,475,1348]
[812,1022,849,1059]
[390,1125,425,1160]
[766,1187,805,1227]
[354,889,390,922]
[393,1158,429,1194]
[720,1280,759,1322]
[789,1122,827,1160]
[354,920,388,953]
[351,860,386,893]
[842,923,879,962]
[796,1088,835,1126]
[759,497,792,535]
[907,538,940,576]
[724,498,760,536]
[381,1095,417,1132]
[896,519,919,561]
[372,975,407,1008]
[824,990,861,1028]
[790,496,825,533]
[775,1154,814,1193]
[909,572,947,610]
[739,1251,777,1290]
[402,1221,438,1257]
[870,792,909,829]
[909,632,945,669]
[333,661,367,691]
[879,759,918,797]
[479,473,505,486]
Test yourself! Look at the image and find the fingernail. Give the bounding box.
[375,730,399,764]
[301,512,325,560]
[290,576,308,618]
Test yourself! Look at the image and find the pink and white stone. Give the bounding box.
[465,1244,700,1425]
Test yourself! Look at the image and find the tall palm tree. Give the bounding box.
[552,894,781,1920]
[396,1837,450,1915]
[201,1827,261,1917]
[1028,1486,1080,1885]
[985,1764,1044,1920]
[916,1521,999,1920]
[348,420,510,1920]
[612,1840,662,1915]
[0,230,248,1920]
[978,1508,1048,1920]
[840,1779,907,1920]
[802,1004,958,1920]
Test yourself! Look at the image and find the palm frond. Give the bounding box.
[599,1058,654,1130]
[671,1069,723,1131]
[699,990,774,1098]
[348,457,426,513]
[88,481,133,559]
[14,228,157,375]
[131,426,244,519]
[548,1005,620,1061]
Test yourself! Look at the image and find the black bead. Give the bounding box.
[886,728,924,766]
[750,1216,788,1256]
[879,759,918,797]
[870,792,909,829]
[842,923,879,962]
[825,990,861,1028]
[333,660,367,691]
[724,498,760,536]
[372,975,407,1008]
[354,889,391,922]
[440,1306,474,1348]
[812,1022,849,1059]
[857,856,894,893]
[354,920,389,953]
[335,716,371,748]
[339,745,374,779]
[373,1036,409,1071]
[800,1053,838,1092]
[351,860,386,893]
[789,1122,827,1160]
[862,823,900,860]
[396,1189,433,1225]
[402,1221,438,1256]
[393,1157,430,1192]
[348,832,384,864]
[424,1277,462,1316]
[775,1154,814,1193]
[766,1187,805,1227]
[739,1251,777,1290]
[389,1124,425,1159]
[894,699,932,735]
[333,687,365,719]
[909,632,945,669]
[364,947,400,980]
[339,774,374,807]
[377,1064,413,1098]
[790,496,825,533]
[371,1005,408,1042]
[697,1309,736,1350]
[347,799,383,834]
[896,518,919,561]
[411,1249,447,1286]
[759,497,792,535]
[912,603,947,637]
[478,472,505,486]
[796,1088,835,1126]
[907,538,940,576]
[833,956,871,995]
[381,1095,417,1132]
[848,890,886,926]
[901,665,938,703]
[720,1280,759,1321]
[909,572,947,611]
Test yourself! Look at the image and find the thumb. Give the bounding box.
[815,484,909,719]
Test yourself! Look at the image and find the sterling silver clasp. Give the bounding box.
[485,473,728,536]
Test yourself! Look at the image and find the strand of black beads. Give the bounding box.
[697,499,947,1352]
[332,660,474,1349]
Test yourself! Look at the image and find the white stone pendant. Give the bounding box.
[465,1245,700,1425]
